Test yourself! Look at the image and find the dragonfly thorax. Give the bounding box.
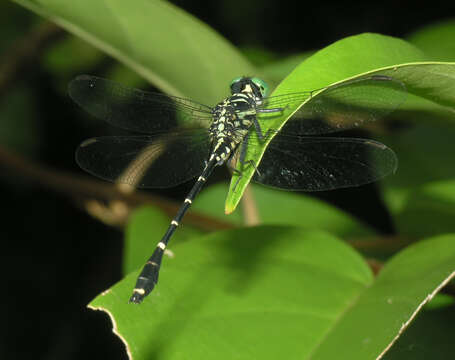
[209,93,258,164]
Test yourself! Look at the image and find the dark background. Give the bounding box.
[0,0,453,359]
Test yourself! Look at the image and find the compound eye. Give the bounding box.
[251,77,269,97]
[229,77,243,87]
[230,76,244,94]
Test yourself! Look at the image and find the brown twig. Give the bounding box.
[349,235,414,252]
[240,185,261,226]
[366,258,384,275]
[0,145,233,231]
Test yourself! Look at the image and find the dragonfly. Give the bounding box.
[69,74,406,304]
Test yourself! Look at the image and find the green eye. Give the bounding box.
[251,77,269,97]
[230,77,243,87]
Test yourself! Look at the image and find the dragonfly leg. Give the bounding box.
[238,133,261,176]
[252,116,265,140]
[230,159,261,192]
[252,113,280,143]
[227,154,244,192]
[228,135,263,192]
[257,107,284,114]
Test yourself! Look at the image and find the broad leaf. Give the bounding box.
[89,227,455,360]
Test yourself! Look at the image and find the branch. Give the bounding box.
[0,145,233,231]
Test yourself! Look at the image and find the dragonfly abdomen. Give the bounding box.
[129,155,218,304]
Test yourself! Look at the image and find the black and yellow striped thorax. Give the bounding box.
[208,88,260,164]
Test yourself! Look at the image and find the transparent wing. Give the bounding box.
[251,136,397,191]
[69,75,213,134]
[76,129,211,188]
[258,75,407,135]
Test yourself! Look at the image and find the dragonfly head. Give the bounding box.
[230,77,269,100]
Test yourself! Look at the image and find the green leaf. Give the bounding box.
[89,227,455,360]
[194,183,374,237]
[389,180,455,239]
[13,0,255,103]
[225,33,455,213]
[407,19,455,61]
[383,303,455,360]
[42,36,105,76]
[381,122,455,191]
[380,122,455,239]
[423,293,455,310]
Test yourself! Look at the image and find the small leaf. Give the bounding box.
[407,19,455,61]
[390,179,455,238]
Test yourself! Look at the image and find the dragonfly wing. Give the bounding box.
[69,75,213,134]
[76,130,211,188]
[252,136,397,191]
[259,75,407,135]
